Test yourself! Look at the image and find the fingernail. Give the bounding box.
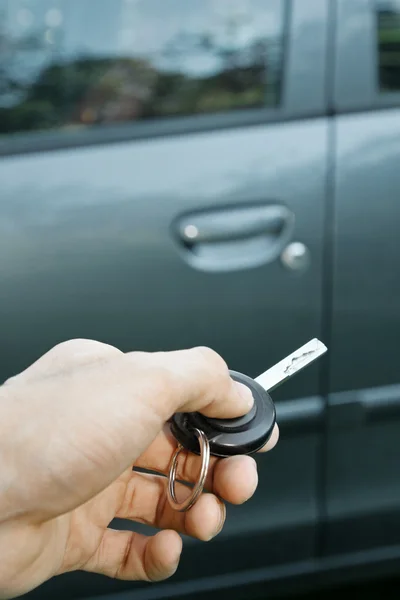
[235,382,254,410]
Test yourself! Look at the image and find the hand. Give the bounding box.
[0,340,278,598]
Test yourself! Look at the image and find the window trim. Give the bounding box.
[0,106,329,158]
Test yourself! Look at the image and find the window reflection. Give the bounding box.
[377,0,400,92]
[0,0,284,136]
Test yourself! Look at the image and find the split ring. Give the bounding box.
[167,428,210,512]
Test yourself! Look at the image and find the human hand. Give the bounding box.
[0,339,279,598]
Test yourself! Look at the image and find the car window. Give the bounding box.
[377,0,400,92]
[0,0,285,137]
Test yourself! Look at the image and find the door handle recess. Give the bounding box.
[173,204,295,273]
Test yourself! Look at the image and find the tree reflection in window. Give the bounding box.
[377,0,400,92]
[0,0,284,135]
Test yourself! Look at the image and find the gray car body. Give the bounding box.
[0,1,400,599]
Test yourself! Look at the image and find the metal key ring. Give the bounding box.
[167,428,210,512]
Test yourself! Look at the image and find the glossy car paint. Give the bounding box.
[0,2,329,599]
[325,0,400,557]
[0,0,399,599]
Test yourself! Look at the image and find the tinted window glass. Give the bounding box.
[377,0,400,92]
[0,0,285,136]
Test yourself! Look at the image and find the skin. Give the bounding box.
[0,339,279,599]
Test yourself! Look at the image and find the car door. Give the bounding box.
[0,1,330,598]
[325,0,400,556]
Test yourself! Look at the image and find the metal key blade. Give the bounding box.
[255,338,327,393]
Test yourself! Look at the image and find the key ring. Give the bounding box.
[167,428,210,512]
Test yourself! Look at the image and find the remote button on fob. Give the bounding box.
[170,371,276,458]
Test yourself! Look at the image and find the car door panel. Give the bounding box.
[327,0,400,554]
[326,109,400,555]
[0,119,328,391]
[0,1,330,598]
[1,116,329,600]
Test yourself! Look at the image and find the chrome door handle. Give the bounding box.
[173,203,295,272]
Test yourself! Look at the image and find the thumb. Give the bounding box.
[130,346,254,420]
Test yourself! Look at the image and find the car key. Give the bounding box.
[170,338,327,457]
[167,339,327,511]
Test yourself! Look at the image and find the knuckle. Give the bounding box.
[52,338,98,353]
[53,338,122,359]
[191,346,228,373]
[2,374,17,387]
[123,350,151,366]
[124,351,165,376]
[123,352,176,399]
[189,347,231,399]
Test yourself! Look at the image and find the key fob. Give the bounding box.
[170,370,276,458]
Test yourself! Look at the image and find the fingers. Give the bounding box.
[117,471,226,541]
[4,339,278,528]
[137,437,260,505]
[258,422,280,452]
[125,346,254,422]
[83,528,182,582]
[136,423,278,498]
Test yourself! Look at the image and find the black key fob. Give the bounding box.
[170,370,276,458]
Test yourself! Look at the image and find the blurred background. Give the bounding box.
[1,0,400,599]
